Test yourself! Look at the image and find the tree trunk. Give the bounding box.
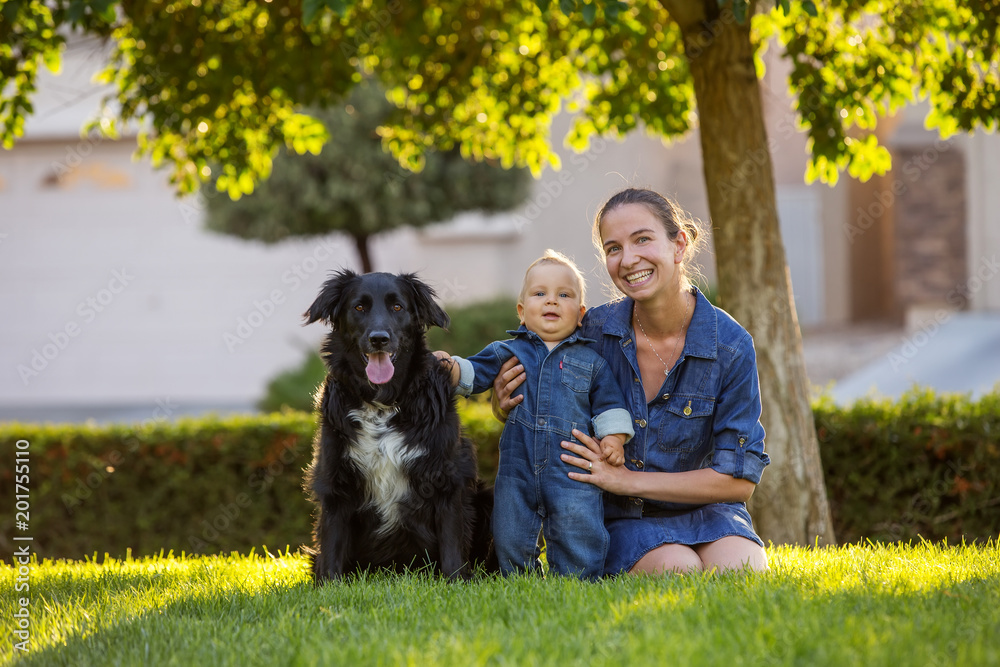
[354,234,374,273]
[665,1,836,545]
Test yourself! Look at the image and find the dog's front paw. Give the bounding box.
[310,552,344,585]
[313,568,343,586]
[441,561,472,582]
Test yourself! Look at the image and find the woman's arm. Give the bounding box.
[618,467,755,504]
[560,429,755,504]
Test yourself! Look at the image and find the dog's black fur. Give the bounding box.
[303,270,494,582]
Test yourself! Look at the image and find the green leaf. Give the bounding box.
[42,46,63,74]
[724,0,749,24]
[604,1,626,22]
[925,107,960,138]
[237,171,254,195]
[2,2,20,23]
[302,0,325,26]
[67,0,86,24]
[559,0,577,15]
[801,0,817,17]
[98,1,118,23]
[582,2,596,25]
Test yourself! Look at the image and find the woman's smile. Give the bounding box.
[600,203,683,299]
[625,269,653,286]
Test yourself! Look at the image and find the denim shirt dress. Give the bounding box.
[580,288,771,574]
[452,326,634,579]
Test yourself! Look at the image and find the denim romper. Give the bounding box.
[580,288,771,575]
[453,326,634,579]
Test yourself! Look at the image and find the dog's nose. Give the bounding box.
[369,331,390,348]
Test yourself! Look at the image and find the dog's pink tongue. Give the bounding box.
[366,352,395,384]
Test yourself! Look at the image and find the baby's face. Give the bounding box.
[517,263,586,344]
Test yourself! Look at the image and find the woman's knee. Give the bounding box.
[695,536,768,573]
[629,543,703,575]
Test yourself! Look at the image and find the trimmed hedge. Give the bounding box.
[2,388,997,561]
[2,412,318,561]
[1,403,503,562]
[814,387,1000,545]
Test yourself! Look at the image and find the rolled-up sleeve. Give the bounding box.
[451,342,515,397]
[592,408,635,442]
[451,356,476,397]
[589,359,635,442]
[710,332,769,484]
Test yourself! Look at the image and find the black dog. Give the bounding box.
[303,270,494,582]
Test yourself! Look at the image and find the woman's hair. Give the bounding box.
[520,248,587,306]
[592,187,704,289]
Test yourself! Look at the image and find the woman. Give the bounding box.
[493,188,770,575]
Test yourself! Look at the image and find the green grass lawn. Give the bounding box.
[3,542,998,666]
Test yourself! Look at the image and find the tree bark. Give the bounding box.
[664,0,836,546]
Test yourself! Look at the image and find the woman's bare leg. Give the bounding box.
[694,535,768,573]
[629,543,704,574]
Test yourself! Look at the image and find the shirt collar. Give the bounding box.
[600,286,718,360]
[508,324,595,345]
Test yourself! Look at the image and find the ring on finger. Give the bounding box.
[588,461,593,472]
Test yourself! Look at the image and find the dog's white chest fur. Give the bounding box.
[347,403,419,533]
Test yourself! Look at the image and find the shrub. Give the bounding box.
[0,403,502,562]
[814,387,1000,545]
[4,387,997,561]
[2,413,317,561]
[257,350,326,412]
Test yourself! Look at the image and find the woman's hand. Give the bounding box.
[564,429,758,504]
[561,429,635,496]
[491,356,525,422]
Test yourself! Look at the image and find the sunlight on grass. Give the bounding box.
[2,542,998,666]
[771,540,1000,593]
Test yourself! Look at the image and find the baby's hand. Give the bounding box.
[600,434,626,467]
[432,350,461,387]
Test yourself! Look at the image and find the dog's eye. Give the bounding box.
[355,305,364,312]
[393,304,402,312]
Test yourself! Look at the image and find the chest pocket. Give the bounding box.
[559,356,592,393]
[657,394,715,452]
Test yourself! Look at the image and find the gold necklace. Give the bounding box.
[634,293,691,376]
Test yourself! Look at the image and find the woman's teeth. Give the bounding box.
[626,270,652,285]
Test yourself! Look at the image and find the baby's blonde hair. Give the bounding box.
[519,249,587,306]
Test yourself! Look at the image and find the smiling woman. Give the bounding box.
[492,188,770,576]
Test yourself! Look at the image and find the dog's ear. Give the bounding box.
[402,273,450,331]
[304,269,358,328]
